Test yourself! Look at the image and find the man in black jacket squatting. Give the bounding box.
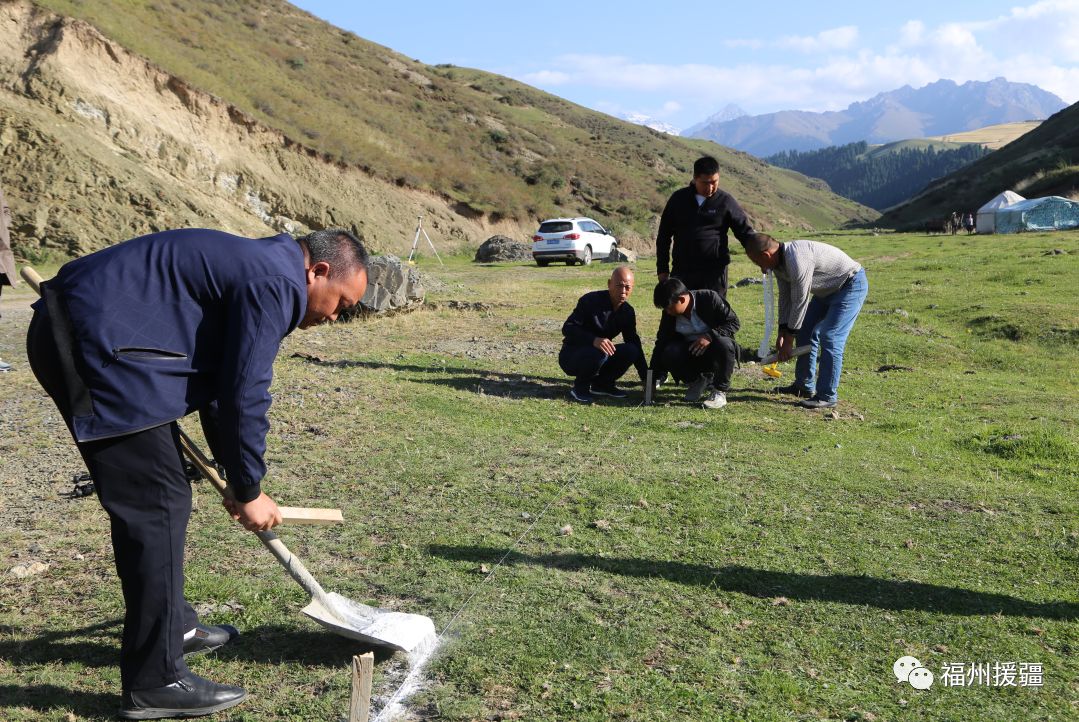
[559,266,648,403]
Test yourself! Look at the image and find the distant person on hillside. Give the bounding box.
[0,185,18,372]
[559,266,647,403]
[744,233,867,409]
[650,277,740,409]
[655,155,756,297]
[964,212,975,234]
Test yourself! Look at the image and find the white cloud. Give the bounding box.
[726,26,859,53]
[779,25,860,52]
[898,20,925,47]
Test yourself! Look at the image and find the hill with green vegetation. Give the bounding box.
[879,102,1079,229]
[28,0,875,244]
[767,141,990,211]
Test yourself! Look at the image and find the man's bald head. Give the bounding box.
[608,266,635,309]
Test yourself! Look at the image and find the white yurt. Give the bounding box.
[976,190,1025,234]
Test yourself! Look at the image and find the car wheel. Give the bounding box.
[581,245,592,265]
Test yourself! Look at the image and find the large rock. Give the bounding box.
[603,247,637,263]
[346,255,424,317]
[475,235,532,262]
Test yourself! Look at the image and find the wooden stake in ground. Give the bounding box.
[349,652,375,722]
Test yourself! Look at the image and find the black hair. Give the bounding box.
[654,277,689,308]
[744,232,779,255]
[296,229,369,276]
[693,156,719,177]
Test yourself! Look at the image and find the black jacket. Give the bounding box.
[651,290,740,365]
[655,185,755,277]
[562,290,644,350]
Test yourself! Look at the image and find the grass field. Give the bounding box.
[925,122,1043,150]
[0,230,1076,721]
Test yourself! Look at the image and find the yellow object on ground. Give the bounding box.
[762,363,782,378]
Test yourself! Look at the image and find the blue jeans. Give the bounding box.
[794,269,868,403]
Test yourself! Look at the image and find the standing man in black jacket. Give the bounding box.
[656,155,756,297]
[651,277,740,409]
[559,266,648,403]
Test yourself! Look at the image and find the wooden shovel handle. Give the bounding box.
[21,266,44,294]
[177,429,343,525]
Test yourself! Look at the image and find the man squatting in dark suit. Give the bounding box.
[559,266,648,403]
[26,227,369,719]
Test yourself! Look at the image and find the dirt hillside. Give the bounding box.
[0,0,525,259]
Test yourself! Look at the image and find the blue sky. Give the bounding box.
[291,1,1079,130]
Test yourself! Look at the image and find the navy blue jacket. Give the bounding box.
[33,229,307,501]
[561,290,648,378]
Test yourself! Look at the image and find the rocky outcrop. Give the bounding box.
[603,246,637,263]
[347,255,424,316]
[474,235,531,262]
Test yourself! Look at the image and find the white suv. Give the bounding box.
[531,217,617,266]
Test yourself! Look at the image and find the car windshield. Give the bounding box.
[538,221,573,233]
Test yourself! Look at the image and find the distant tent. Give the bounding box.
[976,190,1025,234]
[993,196,1079,234]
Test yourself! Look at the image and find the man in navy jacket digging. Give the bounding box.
[26,227,369,719]
[559,266,647,403]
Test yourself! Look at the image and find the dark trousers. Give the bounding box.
[672,266,728,298]
[27,312,197,691]
[657,335,737,391]
[559,343,642,391]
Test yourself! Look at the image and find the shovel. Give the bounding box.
[22,266,435,654]
[177,431,435,653]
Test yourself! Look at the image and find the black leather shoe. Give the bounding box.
[773,382,813,398]
[120,673,246,719]
[182,624,239,657]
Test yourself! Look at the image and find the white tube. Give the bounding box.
[758,269,774,358]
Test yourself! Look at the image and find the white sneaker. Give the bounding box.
[684,373,712,402]
[702,389,727,409]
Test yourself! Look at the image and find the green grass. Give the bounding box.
[1,230,1077,720]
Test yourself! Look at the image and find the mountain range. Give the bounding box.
[685,79,1067,157]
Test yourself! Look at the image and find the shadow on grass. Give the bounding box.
[427,546,1079,620]
[0,684,117,718]
[295,354,788,407]
[294,353,573,400]
[0,621,393,675]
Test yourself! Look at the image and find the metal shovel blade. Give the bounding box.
[302,592,436,653]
